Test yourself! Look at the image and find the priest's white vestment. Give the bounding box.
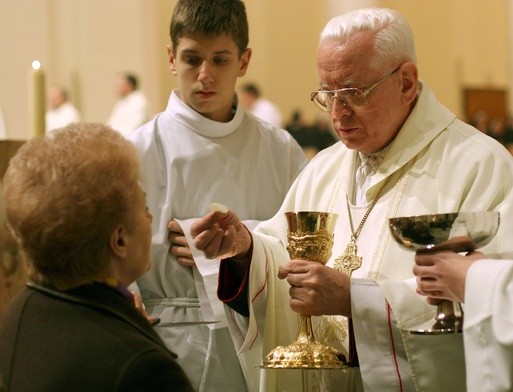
[464,259,513,392]
[224,82,513,391]
[128,90,306,392]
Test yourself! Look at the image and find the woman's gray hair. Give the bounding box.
[320,8,417,70]
[3,123,141,287]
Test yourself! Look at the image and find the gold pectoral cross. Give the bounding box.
[334,238,362,276]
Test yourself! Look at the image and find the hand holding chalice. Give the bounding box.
[262,211,347,369]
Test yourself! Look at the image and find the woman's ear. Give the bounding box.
[110,225,128,258]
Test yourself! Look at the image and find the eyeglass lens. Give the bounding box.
[315,89,366,111]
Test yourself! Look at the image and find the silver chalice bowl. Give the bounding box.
[389,211,500,334]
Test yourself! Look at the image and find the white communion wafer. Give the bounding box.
[208,202,229,213]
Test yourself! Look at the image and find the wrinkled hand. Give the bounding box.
[168,220,195,267]
[190,210,251,260]
[413,250,484,303]
[278,260,351,317]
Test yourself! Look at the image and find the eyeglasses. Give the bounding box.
[310,66,401,112]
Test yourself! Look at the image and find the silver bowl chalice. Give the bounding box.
[389,211,500,334]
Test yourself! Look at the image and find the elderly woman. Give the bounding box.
[0,123,193,392]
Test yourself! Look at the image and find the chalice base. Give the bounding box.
[411,327,461,335]
[261,339,347,369]
[410,300,463,335]
[410,316,463,335]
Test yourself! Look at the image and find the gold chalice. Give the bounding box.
[389,211,500,334]
[262,211,347,369]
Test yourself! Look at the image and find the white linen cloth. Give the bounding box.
[128,90,306,392]
[226,82,513,391]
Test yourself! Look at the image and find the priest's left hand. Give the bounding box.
[278,260,352,317]
[168,220,195,267]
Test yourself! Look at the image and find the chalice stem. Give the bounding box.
[433,300,461,331]
[296,314,315,344]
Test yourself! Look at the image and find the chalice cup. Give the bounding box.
[262,211,347,369]
[389,211,500,334]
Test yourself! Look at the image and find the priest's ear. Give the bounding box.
[398,62,418,105]
[167,45,178,76]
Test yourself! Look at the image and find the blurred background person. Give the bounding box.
[310,114,337,152]
[486,116,506,145]
[45,85,81,134]
[107,72,149,136]
[239,82,283,127]
[469,109,489,133]
[0,123,193,392]
[285,110,337,159]
[285,108,309,146]
[503,113,513,154]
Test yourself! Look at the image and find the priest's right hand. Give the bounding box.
[191,210,252,260]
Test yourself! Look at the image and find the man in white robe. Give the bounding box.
[45,85,81,134]
[128,1,306,391]
[415,250,513,391]
[107,73,148,136]
[239,83,283,128]
[189,8,513,392]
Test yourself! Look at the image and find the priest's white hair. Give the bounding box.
[320,8,417,70]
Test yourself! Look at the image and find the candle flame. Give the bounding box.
[31,60,41,70]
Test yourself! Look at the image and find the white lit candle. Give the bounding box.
[28,60,46,138]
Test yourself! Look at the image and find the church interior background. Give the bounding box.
[1,0,511,141]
